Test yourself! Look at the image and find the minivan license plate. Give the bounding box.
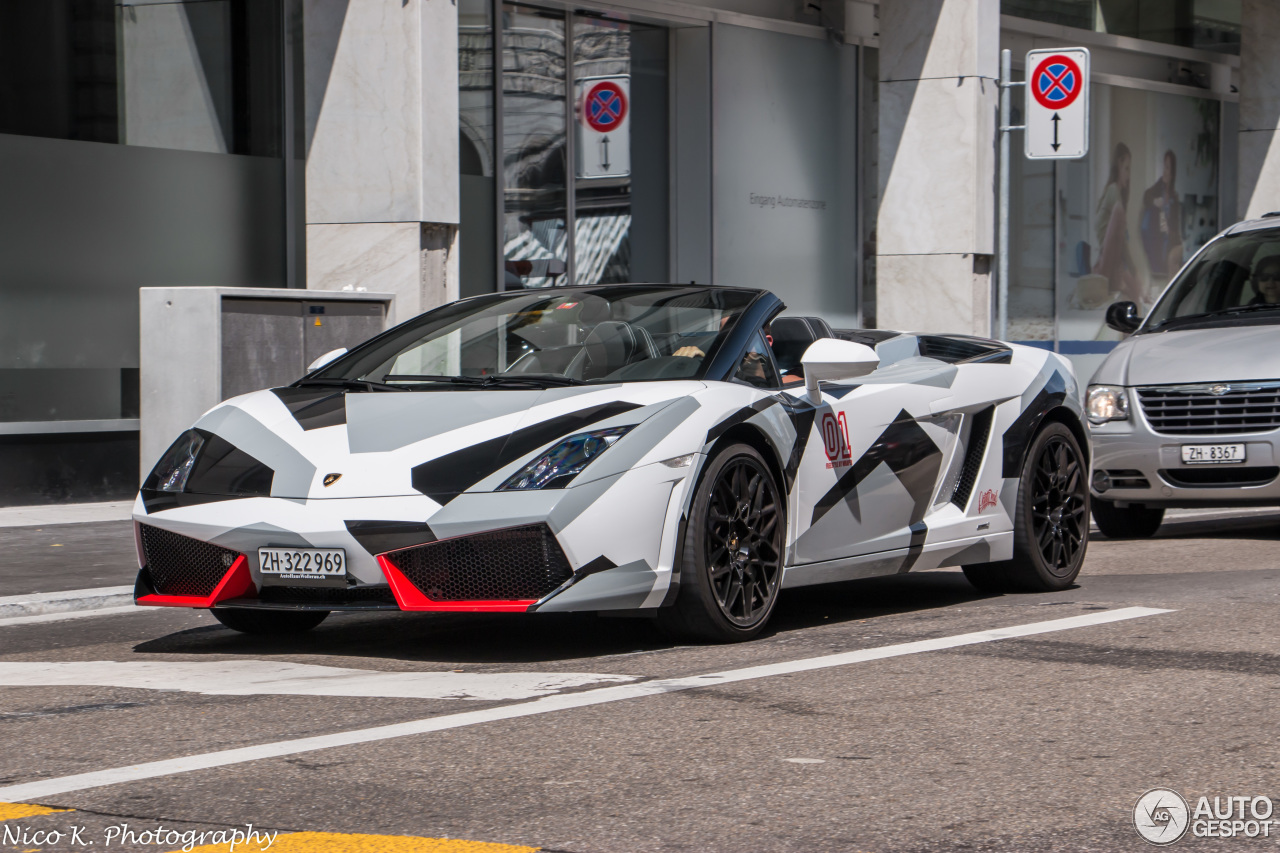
[1180,444,1245,464]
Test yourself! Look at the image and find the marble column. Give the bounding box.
[303,0,459,322]
[1237,0,1280,221]
[876,0,998,336]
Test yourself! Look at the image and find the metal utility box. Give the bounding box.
[139,287,394,481]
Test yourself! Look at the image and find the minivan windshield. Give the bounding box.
[306,285,759,388]
[1144,228,1280,331]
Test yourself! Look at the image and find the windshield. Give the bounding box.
[308,285,759,388]
[1144,228,1280,331]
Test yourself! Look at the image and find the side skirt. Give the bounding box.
[780,533,1014,589]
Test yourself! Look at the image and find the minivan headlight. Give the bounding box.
[499,427,631,490]
[1086,385,1129,425]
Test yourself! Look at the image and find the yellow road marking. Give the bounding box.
[0,802,72,821]
[173,832,538,853]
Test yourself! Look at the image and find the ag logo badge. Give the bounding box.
[322,473,342,487]
[1134,788,1190,845]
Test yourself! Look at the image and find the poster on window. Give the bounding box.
[1055,85,1221,349]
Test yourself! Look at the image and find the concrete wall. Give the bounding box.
[1237,0,1280,220]
[876,0,999,336]
[302,0,460,322]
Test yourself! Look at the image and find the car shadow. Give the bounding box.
[1093,510,1280,543]
[131,570,1000,665]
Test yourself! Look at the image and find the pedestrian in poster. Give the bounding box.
[1141,149,1184,278]
[1093,142,1142,305]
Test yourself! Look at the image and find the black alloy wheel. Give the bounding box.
[963,422,1089,593]
[1031,433,1088,576]
[706,456,783,627]
[661,443,785,642]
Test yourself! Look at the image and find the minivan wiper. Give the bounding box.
[1151,302,1280,330]
[294,377,407,392]
[383,373,585,388]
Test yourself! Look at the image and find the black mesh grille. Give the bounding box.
[139,524,241,597]
[1137,382,1280,435]
[258,586,397,606]
[1159,467,1279,488]
[952,406,994,509]
[383,524,573,602]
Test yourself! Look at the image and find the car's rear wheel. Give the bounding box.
[211,608,329,635]
[1091,498,1164,539]
[963,422,1088,593]
[660,443,784,642]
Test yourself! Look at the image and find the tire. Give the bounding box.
[659,443,785,642]
[1091,498,1164,539]
[211,608,329,635]
[962,422,1089,593]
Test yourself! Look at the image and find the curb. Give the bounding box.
[0,586,135,620]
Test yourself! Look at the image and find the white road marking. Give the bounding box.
[782,758,825,764]
[0,606,1172,802]
[0,606,154,629]
[0,586,133,620]
[0,661,637,701]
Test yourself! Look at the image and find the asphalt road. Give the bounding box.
[1,510,1279,852]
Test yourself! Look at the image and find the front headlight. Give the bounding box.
[1086,385,1129,425]
[499,427,632,490]
[145,430,205,492]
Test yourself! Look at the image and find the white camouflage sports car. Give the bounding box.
[134,285,1090,641]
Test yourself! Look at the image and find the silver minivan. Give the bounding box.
[1087,216,1280,537]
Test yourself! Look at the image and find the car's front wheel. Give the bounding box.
[660,443,785,642]
[963,422,1089,593]
[1090,498,1164,539]
[211,608,329,635]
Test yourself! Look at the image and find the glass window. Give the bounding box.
[501,4,569,289]
[467,7,670,293]
[315,285,756,384]
[0,0,284,154]
[571,16,669,285]
[1143,230,1280,330]
[459,0,497,296]
[1004,0,1241,55]
[733,333,782,390]
[1053,84,1220,348]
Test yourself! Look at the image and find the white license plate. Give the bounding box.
[1180,444,1246,464]
[258,547,346,577]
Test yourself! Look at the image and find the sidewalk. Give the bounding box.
[0,503,138,598]
[0,500,133,528]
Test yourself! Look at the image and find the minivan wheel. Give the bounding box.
[1091,498,1164,539]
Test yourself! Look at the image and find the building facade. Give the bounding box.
[0,0,1268,504]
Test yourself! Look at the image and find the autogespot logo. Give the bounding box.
[1134,789,1190,845]
[1134,789,1278,844]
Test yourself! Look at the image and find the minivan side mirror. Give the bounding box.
[306,347,348,373]
[800,338,880,404]
[1105,301,1142,334]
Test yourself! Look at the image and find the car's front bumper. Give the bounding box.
[131,459,695,613]
[1088,414,1280,508]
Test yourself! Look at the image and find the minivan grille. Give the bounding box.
[1137,381,1280,436]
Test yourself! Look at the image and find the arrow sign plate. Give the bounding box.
[1025,47,1089,160]
[576,75,631,179]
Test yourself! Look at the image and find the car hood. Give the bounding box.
[1092,326,1280,387]
[158,382,707,501]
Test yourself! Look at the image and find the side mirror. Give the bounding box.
[306,347,347,373]
[800,338,880,404]
[1104,301,1141,334]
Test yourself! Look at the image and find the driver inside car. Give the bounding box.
[673,323,803,385]
[1249,255,1280,305]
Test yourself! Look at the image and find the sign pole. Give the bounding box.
[997,49,1025,342]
